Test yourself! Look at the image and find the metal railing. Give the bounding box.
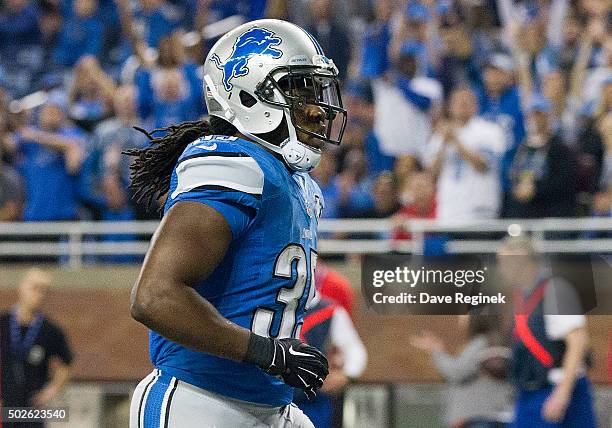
[0,217,610,267]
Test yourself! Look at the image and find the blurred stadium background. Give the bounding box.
[0,0,611,426]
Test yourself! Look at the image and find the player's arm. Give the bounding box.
[130,201,329,395]
[130,201,251,361]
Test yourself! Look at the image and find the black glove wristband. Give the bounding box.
[244,333,274,369]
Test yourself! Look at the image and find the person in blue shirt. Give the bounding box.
[476,54,526,149]
[474,53,526,216]
[345,81,395,175]
[191,0,267,27]
[395,41,434,111]
[11,99,85,221]
[53,0,103,67]
[0,0,44,96]
[136,0,182,49]
[400,2,440,77]
[336,148,375,218]
[0,0,42,51]
[311,152,340,220]
[66,55,116,131]
[134,35,206,128]
[135,66,194,129]
[359,0,393,78]
[126,20,348,427]
[305,0,351,79]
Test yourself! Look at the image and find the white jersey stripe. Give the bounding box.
[160,377,179,428]
[171,156,264,199]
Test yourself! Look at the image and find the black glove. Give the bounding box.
[245,334,329,399]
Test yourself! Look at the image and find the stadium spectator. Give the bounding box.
[133,34,205,128]
[392,171,436,242]
[580,21,611,108]
[393,2,438,76]
[541,71,572,137]
[94,85,146,187]
[134,0,182,49]
[514,17,557,89]
[0,0,41,50]
[373,41,442,162]
[113,0,182,70]
[345,81,394,176]
[141,66,193,128]
[0,93,14,162]
[0,268,73,415]
[315,260,356,318]
[574,111,606,213]
[336,118,368,166]
[463,1,502,72]
[392,170,449,255]
[506,96,578,218]
[554,12,583,74]
[411,315,513,428]
[599,111,612,189]
[591,111,611,220]
[0,161,23,221]
[426,87,505,222]
[336,149,374,218]
[359,0,393,79]
[305,0,351,79]
[0,0,44,96]
[53,0,104,67]
[7,96,85,221]
[498,236,597,428]
[393,154,420,190]
[194,0,268,30]
[311,152,340,220]
[475,53,525,214]
[359,171,400,220]
[437,18,479,98]
[38,3,62,60]
[67,56,116,131]
[73,83,145,229]
[508,11,597,144]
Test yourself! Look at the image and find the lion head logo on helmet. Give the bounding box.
[210,27,283,92]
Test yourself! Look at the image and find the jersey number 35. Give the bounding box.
[251,244,317,340]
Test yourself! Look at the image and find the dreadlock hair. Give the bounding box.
[123,116,237,210]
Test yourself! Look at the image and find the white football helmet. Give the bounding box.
[203,19,347,172]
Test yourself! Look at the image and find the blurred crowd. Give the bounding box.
[0,0,610,231]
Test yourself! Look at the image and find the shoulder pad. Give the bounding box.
[172,137,264,199]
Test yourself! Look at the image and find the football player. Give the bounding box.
[126,19,347,428]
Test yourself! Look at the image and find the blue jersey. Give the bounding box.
[150,135,324,406]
